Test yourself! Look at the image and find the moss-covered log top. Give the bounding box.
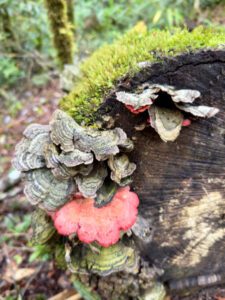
[60,23,225,124]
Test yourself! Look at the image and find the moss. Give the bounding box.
[66,0,74,28]
[60,23,225,124]
[44,0,75,67]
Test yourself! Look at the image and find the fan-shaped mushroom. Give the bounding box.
[116,84,219,142]
[108,154,136,185]
[24,169,76,211]
[66,242,139,276]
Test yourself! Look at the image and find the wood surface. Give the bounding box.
[97,49,225,291]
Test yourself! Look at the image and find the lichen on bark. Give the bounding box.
[44,0,75,67]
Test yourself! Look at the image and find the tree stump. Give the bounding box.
[13,24,225,299]
[94,49,225,296]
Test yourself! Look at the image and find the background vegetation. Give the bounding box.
[0,0,224,91]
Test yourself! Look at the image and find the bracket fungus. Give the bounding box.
[31,208,56,245]
[13,107,140,279]
[65,242,139,276]
[108,154,136,185]
[13,109,136,212]
[24,169,76,211]
[75,163,108,198]
[116,84,219,142]
[52,187,139,247]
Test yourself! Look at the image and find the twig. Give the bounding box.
[20,262,44,298]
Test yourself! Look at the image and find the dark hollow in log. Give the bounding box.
[97,50,225,292]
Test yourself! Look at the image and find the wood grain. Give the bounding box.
[97,49,225,287]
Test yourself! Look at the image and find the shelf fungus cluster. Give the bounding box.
[12,109,145,276]
[116,84,219,142]
[65,241,139,276]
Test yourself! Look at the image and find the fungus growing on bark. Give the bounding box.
[24,169,76,211]
[182,119,191,127]
[50,110,131,160]
[75,163,108,198]
[95,180,117,207]
[149,106,183,142]
[125,104,150,114]
[12,124,50,171]
[53,186,139,247]
[116,84,219,142]
[116,89,157,113]
[13,109,136,211]
[31,208,56,245]
[131,215,153,243]
[65,241,139,276]
[108,154,136,185]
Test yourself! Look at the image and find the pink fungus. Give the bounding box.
[182,119,191,127]
[52,187,139,247]
[125,104,150,114]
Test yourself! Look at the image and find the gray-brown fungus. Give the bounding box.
[149,106,183,142]
[131,215,153,243]
[75,164,108,198]
[50,110,131,161]
[108,154,136,185]
[116,84,219,142]
[50,110,78,152]
[58,149,93,167]
[12,124,50,171]
[116,89,157,109]
[24,169,76,211]
[13,109,135,211]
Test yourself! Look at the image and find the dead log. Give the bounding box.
[12,23,225,299]
[95,49,225,296]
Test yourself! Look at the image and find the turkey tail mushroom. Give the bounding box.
[65,242,139,276]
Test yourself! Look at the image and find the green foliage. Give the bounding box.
[4,214,31,234]
[73,277,101,300]
[0,0,223,89]
[0,57,24,86]
[75,0,224,53]
[200,0,223,8]
[31,73,50,87]
[13,254,23,265]
[0,0,55,89]
[0,0,54,56]
[28,244,51,263]
[60,24,225,124]
[2,93,23,117]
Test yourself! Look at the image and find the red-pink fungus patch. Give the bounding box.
[52,187,139,247]
[182,119,191,127]
[125,104,150,114]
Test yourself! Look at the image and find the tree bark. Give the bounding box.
[90,49,225,299]
[44,0,75,67]
[66,0,74,27]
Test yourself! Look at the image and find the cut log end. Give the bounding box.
[95,49,225,296]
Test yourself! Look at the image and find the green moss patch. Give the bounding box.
[60,23,225,124]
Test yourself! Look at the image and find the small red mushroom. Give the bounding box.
[52,187,139,247]
[125,104,150,114]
